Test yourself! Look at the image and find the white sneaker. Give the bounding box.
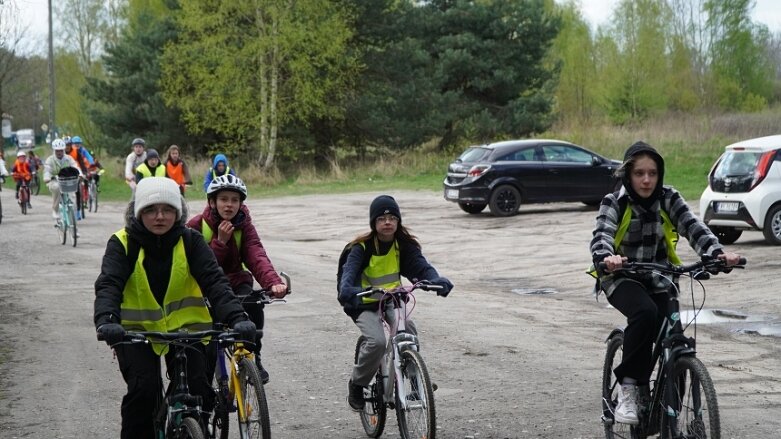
[614,384,639,425]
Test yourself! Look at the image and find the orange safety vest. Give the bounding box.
[67,148,90,171]
[12,160,31,181]
[166,160,186,186]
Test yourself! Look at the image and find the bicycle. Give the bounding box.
[600,256,746,439]
[55,168,80,247]
[354,280,443,439]
[101,329,248,439]
[30,170,40,195]
[210,272,291,439]
[77,175,88,219]
[15,177,31,215]
[87,167,101,212]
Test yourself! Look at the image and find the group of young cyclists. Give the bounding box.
[86,138,744,437]
[124,138,193,194]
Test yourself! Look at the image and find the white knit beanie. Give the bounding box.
[134,177,182,219]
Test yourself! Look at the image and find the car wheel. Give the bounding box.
[458,202,487,214]
[711,226,742,245]
[762,204,781,245]
[489,185,521,217]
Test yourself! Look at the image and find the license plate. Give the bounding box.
[717,202,739,213]
[445,189,459,200]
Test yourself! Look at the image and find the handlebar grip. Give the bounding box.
[738,257,747,265]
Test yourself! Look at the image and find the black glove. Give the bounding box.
[98,323,125,346]
[431,277,453,297]
[233,320,257,343]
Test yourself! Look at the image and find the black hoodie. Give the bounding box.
[621,141,665,210]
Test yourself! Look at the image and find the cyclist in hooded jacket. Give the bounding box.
[338,195,453,411]
[590,141,742,426]
[94,177,255,439]
[186,174,287,383]
[202,153,235,192]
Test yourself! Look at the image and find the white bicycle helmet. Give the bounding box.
[17,150,27,157]
[52,138,66,151]
[207,174,247,201]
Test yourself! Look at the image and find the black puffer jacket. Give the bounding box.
[94,201,246,328]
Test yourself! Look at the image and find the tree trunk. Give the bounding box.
[255,2,268,168]
[264,19,280,170]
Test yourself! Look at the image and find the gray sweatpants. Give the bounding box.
[352,306,417,386]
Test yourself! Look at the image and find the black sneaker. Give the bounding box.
[255,356,270,384]
[348,380,365,411]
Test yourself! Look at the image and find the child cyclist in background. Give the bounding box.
[338,195,453,411]
[11,151,32,208]
[186,174,287,383]
[164,145,192,194]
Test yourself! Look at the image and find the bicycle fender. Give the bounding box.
[605,327,624,343]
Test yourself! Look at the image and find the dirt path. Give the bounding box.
[1,188,779,438]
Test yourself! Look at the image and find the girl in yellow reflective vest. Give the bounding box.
[94,177,254,438]
[590,142,742,426]
[338,195,453,411]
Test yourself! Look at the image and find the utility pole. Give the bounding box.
[47,0,55,140]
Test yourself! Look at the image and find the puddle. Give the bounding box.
[679,309,781,337]
[511,288,557,295]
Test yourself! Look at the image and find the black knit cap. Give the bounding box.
[369,195,401,229]
[622,141,665,207]
[146,148,160,160]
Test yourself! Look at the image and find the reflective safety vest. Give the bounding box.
[201,219,242,248]
[114,229,212,355]
[587,204,681,279]
[136,163,166,179]
[166,161,186,186]
[360,239,401,304]
[211,166,231,179]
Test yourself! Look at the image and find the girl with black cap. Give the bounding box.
[135,148,166,183]
[338,194,454,411]
[590,141,742,425]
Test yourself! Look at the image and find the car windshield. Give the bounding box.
[458,147,491,162]
[714,151,761,177]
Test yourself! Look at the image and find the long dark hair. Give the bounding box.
[350,224,421,253]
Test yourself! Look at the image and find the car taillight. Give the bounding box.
[750,150,777,189]
[467,165,490,177]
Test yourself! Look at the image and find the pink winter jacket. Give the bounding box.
[187,204,282,290]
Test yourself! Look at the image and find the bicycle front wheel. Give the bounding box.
[57,203,67,245]
[237,357,271,439]
[89,180,98,212]
[602,333,642,439]
[31,175,40,195]
[395,349,435,439]
[211,370,230,439]
[660,356,720,439]
[355,336,387,438]
[68,205,78,247]
[179,416,206,439]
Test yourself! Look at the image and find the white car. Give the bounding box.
[700,135,781,245]
[15,128,35,149]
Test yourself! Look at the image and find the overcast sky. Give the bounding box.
[10,0,781,55]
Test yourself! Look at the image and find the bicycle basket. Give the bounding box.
[59,176,79,193]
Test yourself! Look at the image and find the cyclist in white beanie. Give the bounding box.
[133,176,182,219]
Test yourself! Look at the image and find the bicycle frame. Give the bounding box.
[157,341,204,436]
[214,342,255,423]
[377,296,419,410]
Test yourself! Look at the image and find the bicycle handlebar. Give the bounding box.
[236,271,291,305]
[97,329,262,344]
[356,280,444,298]
[597,257,747,275]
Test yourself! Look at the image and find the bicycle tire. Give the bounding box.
[355,336,387,438]
[89,180,98,212]
[237,357,271,439]
[19,186,29,215]
[58,202,67,245]
[602,333,642,439]
[660,356,720,439]
[0,197,3,224]
[31,175,40,195]
[69,205,78,247]
[210,370,230,439]
[179,416,207,439]
[395,349,435,439]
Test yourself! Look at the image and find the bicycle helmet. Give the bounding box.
[207,174,247,201]
[52,138,66,151]
[64,136,72,145]
[17,150,26,157]
[72,136,83,144]
[132,137,146,146]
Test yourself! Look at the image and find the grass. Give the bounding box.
[7,109,778,203]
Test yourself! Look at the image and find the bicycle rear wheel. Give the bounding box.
[660,356,720,439]
[31,175,40,195]
[395,349,435,439]
[355,336,387,437]
[19,187,29,214]
[602,333,642,439]
[68,205,78,247]
[179,416,206,439]
[237,357,271,438]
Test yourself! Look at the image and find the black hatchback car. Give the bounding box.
[443,139,621,216]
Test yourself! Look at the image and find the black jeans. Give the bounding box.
[607,280,669,385]
[115,341,213,439]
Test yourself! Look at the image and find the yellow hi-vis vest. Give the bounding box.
[114,229,213,355]
[200,219,243,248]
[136,163,166,179]
[587,204,681,278]
[360,239,401,304]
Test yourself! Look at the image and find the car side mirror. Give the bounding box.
[591,156,602,166]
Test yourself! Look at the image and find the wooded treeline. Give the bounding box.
[1,0,780,168]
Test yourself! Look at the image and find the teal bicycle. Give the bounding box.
[55,167,80,247]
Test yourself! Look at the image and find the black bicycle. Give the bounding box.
[601,257,746,439]
[102,329,250,439]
